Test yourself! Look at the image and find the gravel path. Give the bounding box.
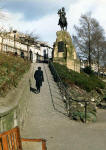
[21,63,106,150]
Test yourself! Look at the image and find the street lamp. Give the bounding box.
[13,30,17,56]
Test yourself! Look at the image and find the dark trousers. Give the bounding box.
[36,81,40,92]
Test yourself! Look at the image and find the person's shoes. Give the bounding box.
[37,89,40,93]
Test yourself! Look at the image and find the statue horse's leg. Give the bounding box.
[65,23,67,30]
[62,24,64,30]
[61,25,63,31]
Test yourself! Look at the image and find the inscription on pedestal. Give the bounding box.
[58,41,65,52]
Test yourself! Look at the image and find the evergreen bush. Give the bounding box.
[53,62,105,92]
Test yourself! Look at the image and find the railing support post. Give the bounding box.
[85,102,87,123]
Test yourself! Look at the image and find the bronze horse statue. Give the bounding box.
[57,7,67,30]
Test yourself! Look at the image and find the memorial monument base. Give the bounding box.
[53,31,80,73]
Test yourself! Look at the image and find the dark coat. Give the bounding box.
[34,70,44,87]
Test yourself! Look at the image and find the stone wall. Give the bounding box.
[0,64,34,133]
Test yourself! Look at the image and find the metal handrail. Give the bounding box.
[48,60,89,123]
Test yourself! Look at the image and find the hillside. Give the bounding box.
[0,53,30,97]
[50,62,106,122]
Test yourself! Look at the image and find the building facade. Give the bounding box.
[0,30,53,62]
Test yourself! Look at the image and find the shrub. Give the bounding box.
[71,111,96,122]
[52,62,105,92]
[83,66,94,75]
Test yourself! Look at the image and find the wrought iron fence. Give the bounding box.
[48,60,88,123]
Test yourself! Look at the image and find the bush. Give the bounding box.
[71,111,96,122]
[52,62,105,92]
[83,66,94,75]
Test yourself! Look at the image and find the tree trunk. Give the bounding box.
[88,23,91,67]
[97,49,100,77]
[1,37,3,52]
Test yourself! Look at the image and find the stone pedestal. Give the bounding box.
[53,31,80,73]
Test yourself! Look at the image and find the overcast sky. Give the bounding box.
[0,0,106,46]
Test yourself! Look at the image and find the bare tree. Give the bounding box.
[19,31,39,46]
[18,31,40,60]
[73,13,93,67]
[90,19,105,75]
[0,27,8,52]
[102,41,106,68]
[73,12,105,70]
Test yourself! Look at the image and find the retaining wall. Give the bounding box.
[0,64,34,133]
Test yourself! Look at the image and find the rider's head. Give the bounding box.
[62,7,65,11]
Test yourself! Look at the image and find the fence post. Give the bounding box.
[85,102,87,123]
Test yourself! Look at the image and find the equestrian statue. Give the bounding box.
[57,7,67,30]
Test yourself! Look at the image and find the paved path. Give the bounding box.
[21,63,106,150]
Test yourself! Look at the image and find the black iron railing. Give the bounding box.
[48,60,88,123]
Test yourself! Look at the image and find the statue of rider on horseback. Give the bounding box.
[57,7,67,30]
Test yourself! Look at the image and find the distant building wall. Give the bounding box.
[0,31,53,63]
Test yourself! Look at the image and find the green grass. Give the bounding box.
[0,53,31,96]
[52,62,105,92]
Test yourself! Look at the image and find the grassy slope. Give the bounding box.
[0,53,30,96]
[53,62,105,92]
[52,62,106,122]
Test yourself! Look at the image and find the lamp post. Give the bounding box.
[26,39,30,60]
[47,47,48,59]
[29,49,33,62]
[13,30,17,56]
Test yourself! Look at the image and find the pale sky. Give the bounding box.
[0,0,106,46]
